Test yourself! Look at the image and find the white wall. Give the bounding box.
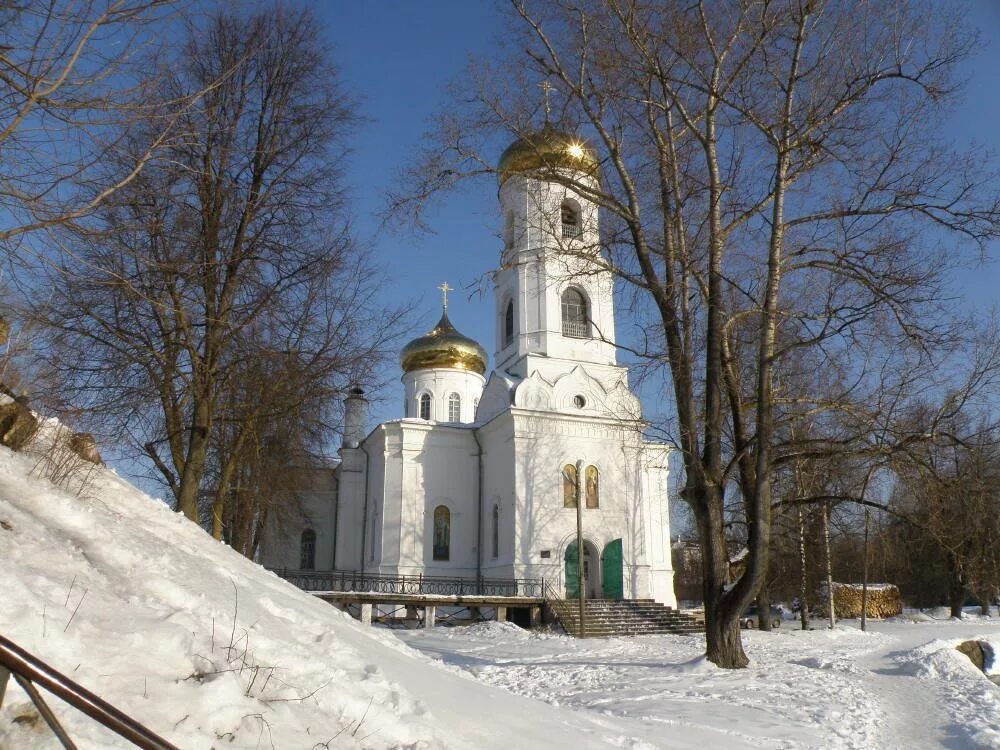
[494,173,618,377]
[402,368,485,423]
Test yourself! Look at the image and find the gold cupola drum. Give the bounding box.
[399,311,488,375]
[399,285,487,376]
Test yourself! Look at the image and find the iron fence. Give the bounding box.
[271,569,545,598]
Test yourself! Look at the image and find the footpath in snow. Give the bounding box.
[396,616,1000,749]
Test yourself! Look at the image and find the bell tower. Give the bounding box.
[492,126,619,386]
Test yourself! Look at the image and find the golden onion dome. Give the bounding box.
[400,311,488,375]
[497,125,599,184]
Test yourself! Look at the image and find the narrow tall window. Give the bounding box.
[561,288,589,338]
[504,299,514,348]
[419,393,431,420]
[504,209,515,248]
[586,465,600,509]
[562,464,578,508]
[561,199,581,238]
[433,505,451,561]
[492,504,500,558]
[448,392,461,422]
[300,529,316,570]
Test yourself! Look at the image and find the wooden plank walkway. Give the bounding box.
[312,591,544,628]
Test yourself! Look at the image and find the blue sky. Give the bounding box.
[313,1,1000,433]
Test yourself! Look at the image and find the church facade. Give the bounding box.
[266,128,676,605]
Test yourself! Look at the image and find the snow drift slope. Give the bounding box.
[0,445,625,749]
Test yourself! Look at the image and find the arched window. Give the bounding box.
[300,529,316,570]
[448,392,461,422]
[432,505,451,561]
[561,199,581,238]
[562,463,578,508]
[504,299,514,348]
[561,288,589,338]
[585,465,600,509]
[473,397,480,417]
[419,393,432,420]
[492,504,500,558]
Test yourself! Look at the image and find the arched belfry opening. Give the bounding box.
[561,198,581,238]
[561,287,589,339]
[503,299,514,348]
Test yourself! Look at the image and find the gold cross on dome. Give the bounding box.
[438,281,453,311]
[538,80,554,120]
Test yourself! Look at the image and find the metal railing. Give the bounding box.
[0,633,179,750]
[271,569,545,598]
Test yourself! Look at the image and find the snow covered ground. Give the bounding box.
[2,433,1000,749]
[396,617,1000,749]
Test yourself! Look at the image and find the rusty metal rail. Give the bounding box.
[0,633,179,750]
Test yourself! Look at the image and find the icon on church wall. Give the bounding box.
[586,465,600,509]
[433,505,450,561]
[562,464,578,507]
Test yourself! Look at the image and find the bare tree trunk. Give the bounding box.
[756,585,772,632]
[823,502,836,628]
[798,505,809,630]
[696,483,749,668]
[947,552,965,619]
[861,507,870,631]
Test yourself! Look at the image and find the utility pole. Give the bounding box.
[576,459,585,637]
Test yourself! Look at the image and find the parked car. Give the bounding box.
[741,605,781,629]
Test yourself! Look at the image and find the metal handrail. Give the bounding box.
[271,569,546,598]
[0,633,179,750]
[543,581,586,637]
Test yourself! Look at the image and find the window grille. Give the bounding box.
[300,529,316,570]
[561,288,589,338]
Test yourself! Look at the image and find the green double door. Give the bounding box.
[564,539,623,599]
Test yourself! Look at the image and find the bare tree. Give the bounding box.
[25,5,402,524]
[394,0,1000,666]
[891,416,1000,618]
[0,1,192,248]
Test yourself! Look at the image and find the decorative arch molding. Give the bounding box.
[476,372,515,423]
[512,370,555,410]
[551,365,605,412]
[605,380,643,420]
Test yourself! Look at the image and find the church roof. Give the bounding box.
[497,124,599,184]
[399,311,487,375]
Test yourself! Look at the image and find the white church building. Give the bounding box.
[263,127,676,606]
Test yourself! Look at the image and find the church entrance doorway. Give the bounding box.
[601,539,623,599]
[564,540,601,599]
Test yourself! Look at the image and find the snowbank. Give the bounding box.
[0,445,620,749]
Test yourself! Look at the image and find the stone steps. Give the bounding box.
[547,598,704,637]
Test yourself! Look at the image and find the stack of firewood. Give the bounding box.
[822,582,902,618]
